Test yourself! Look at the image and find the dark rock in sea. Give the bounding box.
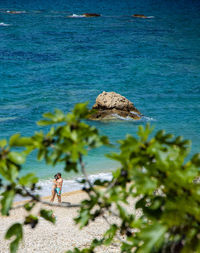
[83,13,101,17]
[132,14,148,18]
[89,91,141,120]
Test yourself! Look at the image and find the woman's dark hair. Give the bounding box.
[54,174,58,179]
[57,173,61,177]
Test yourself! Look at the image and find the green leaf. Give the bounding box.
[5,223,23,253]
[0,139,7,147]
[54,109,65,121]
[9,134,20,147]
[42,112,55,120]
[9,166,19,182]
[8,152,26,165]
[37,148,45,160]
[117,204,127,220]
[155,130,165,141]
[9,134,32,147]
[104,224,118,245]
[40,209,55,224]
[76,209,90,228]
[137,123,154,142]
[0,161,10,181]
[24,202,36,211]
[37,119,54,126]
[191,153,200,167]
[138,223,166,253]
[1,190,15,216]
[24,215,38,228]
[19,173,38,186]
[73,103,89,119]
[38,109,65,126]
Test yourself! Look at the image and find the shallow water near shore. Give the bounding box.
[0,0,200,196]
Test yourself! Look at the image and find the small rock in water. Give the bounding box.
[132,14,148,18]
[83,13,101,17]
[89,91,141,120]
[6,10,26,14]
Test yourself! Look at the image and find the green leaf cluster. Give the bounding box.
[74,124,200,252]
[0,103,108,252]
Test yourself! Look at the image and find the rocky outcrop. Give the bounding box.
[89,91,141,120]
[132,14,148,18]
[83,13,101,17]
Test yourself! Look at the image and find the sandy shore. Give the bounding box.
[0,190,122,253]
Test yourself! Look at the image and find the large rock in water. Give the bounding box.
[89,91,141,120]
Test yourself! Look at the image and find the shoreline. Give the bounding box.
[14,171,113,202]
[13,189,85,205]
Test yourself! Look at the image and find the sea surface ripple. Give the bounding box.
[0,0,200,186]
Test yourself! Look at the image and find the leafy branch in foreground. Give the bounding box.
[71,125,200,253]
[0,103,109,253]
[0,103,200,253]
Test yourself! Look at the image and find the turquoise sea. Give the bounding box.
[0,0,200,195]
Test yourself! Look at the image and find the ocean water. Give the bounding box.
[0,0,200,196]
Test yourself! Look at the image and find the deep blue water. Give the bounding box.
[0,0,200,180]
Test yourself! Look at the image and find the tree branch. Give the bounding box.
[12,200,81,210]
[79,154,97,193]
[14,186,81,210]
[102,214,132,245]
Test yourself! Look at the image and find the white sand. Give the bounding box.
[0,191,123,253]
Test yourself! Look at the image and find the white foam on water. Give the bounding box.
[15,172,113,202]
[67,14,85,18]
[0,117,17,122]
[110,112,155,122]
[0,22,11,26]
[111,114,134,121]
[130,111,141,117]
[142,116,156,121]
[6,10,26,14]
[0,104,26,110]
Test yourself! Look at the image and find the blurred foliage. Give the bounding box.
[0,103,200,253]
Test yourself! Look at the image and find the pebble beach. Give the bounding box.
[0,190,132,253]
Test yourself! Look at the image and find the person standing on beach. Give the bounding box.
[50,174,58,202]
[56,173,63,203]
